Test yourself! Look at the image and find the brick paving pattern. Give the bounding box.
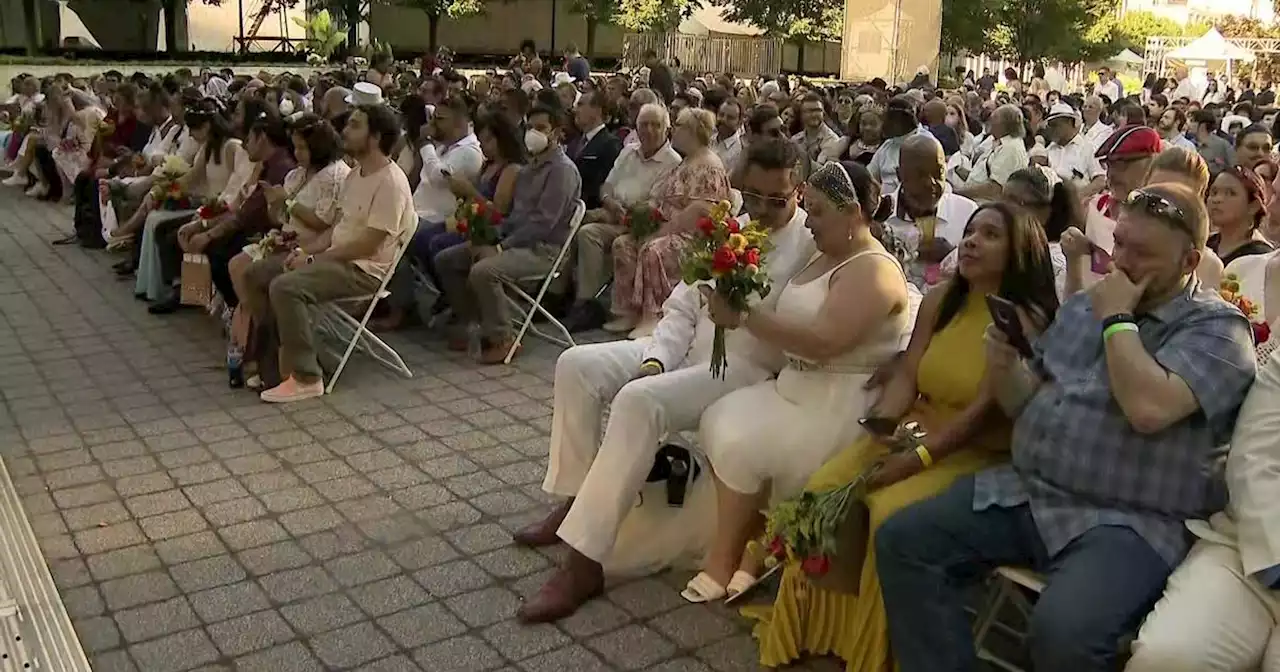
[0,193,877,671]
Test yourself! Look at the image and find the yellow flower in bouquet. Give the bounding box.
[679,199,773,379]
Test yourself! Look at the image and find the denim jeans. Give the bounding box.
[875,475,1172,672]
[385,218,466,311]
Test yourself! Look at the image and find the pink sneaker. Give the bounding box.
[259,377,324,403]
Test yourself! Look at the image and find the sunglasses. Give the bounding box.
[742,186,798,209]
[1126,189,1193,238]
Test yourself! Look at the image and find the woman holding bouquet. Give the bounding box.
[609,107,730,338]
[683,161,917,604]
[227,116,348,388]
[742,202,1059,672]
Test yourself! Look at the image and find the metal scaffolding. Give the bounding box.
[1144,34,1280,76]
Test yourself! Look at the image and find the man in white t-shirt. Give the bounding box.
[1039,102,1106,196]
[254,104,416,403]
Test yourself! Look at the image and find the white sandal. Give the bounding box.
[725,564,781,604]
[680,572,727,603]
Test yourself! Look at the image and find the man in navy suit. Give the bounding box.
[570,92,623,211]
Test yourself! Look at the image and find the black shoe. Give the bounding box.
[563,301,606,333]
[148,297,182,315]
[228,365,245,389]
[114,263,135,277]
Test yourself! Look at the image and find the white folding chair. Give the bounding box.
[972,566,1045,672]
[500,199,586,364]
[313,218,418,394]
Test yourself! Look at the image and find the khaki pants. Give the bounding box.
[574,220,626,301]
[260,261,381,381]
[435,244,559,342]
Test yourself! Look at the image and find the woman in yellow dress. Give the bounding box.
[744,201,1061,671]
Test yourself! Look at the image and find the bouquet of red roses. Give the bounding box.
[622,204,664,241]
[197,198,229,222]
[446,196,502,246]
[679,199,771,379]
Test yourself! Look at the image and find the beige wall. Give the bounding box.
[840,0,940,83]
[370,0,629,58]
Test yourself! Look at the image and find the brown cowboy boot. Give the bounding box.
[512,499,572,547]
[517,547,604,623]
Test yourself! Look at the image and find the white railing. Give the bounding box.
[624,32,784,77]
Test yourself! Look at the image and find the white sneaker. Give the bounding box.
[25,183,46,198]
[260,376,325,403]
[2,173,26,187]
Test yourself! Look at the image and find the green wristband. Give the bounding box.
[640,359,664,373]
[1103,322,1139,341]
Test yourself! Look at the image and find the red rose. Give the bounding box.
[801,555,831,577]
[651,208,664,221]
[489,210,502,225]
[456,221,469,236]
[197,206,211,219]
[1255,321,1271,344]
[742,248,761,266]
[726,219,741,234]
[712,245,738,272]
[475,200,486,216]
[621,214,631,228]
[696,216,716,236]
[768,536,786,559]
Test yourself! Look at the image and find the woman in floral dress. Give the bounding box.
[608,107,730,338]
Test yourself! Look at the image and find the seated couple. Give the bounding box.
[876,183,1256,672]
[511,138,922,622]
[233,104,415,403]
[385,102,582,365]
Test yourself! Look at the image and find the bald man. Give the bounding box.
[884,135,978,289]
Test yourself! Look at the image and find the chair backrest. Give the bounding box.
[369,214,420,298]
[548,200,587,279]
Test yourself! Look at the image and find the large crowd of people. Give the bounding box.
[5,44,1280,671]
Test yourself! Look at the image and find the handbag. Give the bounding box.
[179,254,214,307]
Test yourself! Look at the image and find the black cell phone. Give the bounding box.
[985,294,1035,359]
[858,416,899,438]
[439,168,451,178]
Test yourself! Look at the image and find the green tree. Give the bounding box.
[1109,10,1184,53]
[569,0,616,57]
[402,0,485,51]
[612,0,694,32]
[292,8,346,57]
[710,0,844,71]
[941,0,992,55]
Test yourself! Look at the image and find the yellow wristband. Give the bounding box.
[1103,322,1139,341]
[914,445,933,468]
[640,360,663,373]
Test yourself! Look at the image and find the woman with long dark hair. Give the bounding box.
[742,201,1058,672]
[1207,165,1274,265]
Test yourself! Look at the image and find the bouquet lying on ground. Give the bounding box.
[622,204,664,241]
[679,199,771,379]
[150,156,194,210]
[446,196,502,246]
[764,421,929,590]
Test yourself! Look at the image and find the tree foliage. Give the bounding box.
[612,0,695,32]
[943,0,1118,65]
[292,8,346,56]
[711,0,843,42]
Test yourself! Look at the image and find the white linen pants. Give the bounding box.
[545,338,769,563]
[1127,540,1280,672]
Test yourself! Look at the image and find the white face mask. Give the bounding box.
[524,128,549,155]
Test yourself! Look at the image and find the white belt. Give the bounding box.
[784,356,880,375]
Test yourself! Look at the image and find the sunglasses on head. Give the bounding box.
[1126,189,1191,237]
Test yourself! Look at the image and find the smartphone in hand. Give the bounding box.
[1089,243,1113,275]
[985,294,1035,359]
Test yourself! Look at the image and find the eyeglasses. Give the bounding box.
[742,187,798,209]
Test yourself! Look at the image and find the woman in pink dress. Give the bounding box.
[608,107,730,338]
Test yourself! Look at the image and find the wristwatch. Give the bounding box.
[304,255,315,265]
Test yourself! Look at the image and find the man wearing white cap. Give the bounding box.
[1040,102,1105,197]
[346,81,384,107]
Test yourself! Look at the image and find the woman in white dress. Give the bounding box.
[682,161,918,601]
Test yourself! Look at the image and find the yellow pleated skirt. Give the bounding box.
[742,436,1005,671]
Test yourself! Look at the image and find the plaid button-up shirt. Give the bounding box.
[973,280,1257,566]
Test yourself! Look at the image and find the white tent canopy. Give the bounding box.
[1167,28,1255,62]
[1110,48,1144,65]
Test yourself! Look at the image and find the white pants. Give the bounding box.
[1127,540,1280,672]
[545,338,769,563]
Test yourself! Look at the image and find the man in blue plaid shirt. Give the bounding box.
[875,182,1258,672]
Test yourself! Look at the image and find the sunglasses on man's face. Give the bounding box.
[742,187,797,209]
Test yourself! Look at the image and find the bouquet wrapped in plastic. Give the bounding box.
[678,200,771,379]
[622,204,664,241]
[149,156,194,211]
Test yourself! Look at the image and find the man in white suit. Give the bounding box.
[514,138,818,623]
[1125,353,1273,671]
